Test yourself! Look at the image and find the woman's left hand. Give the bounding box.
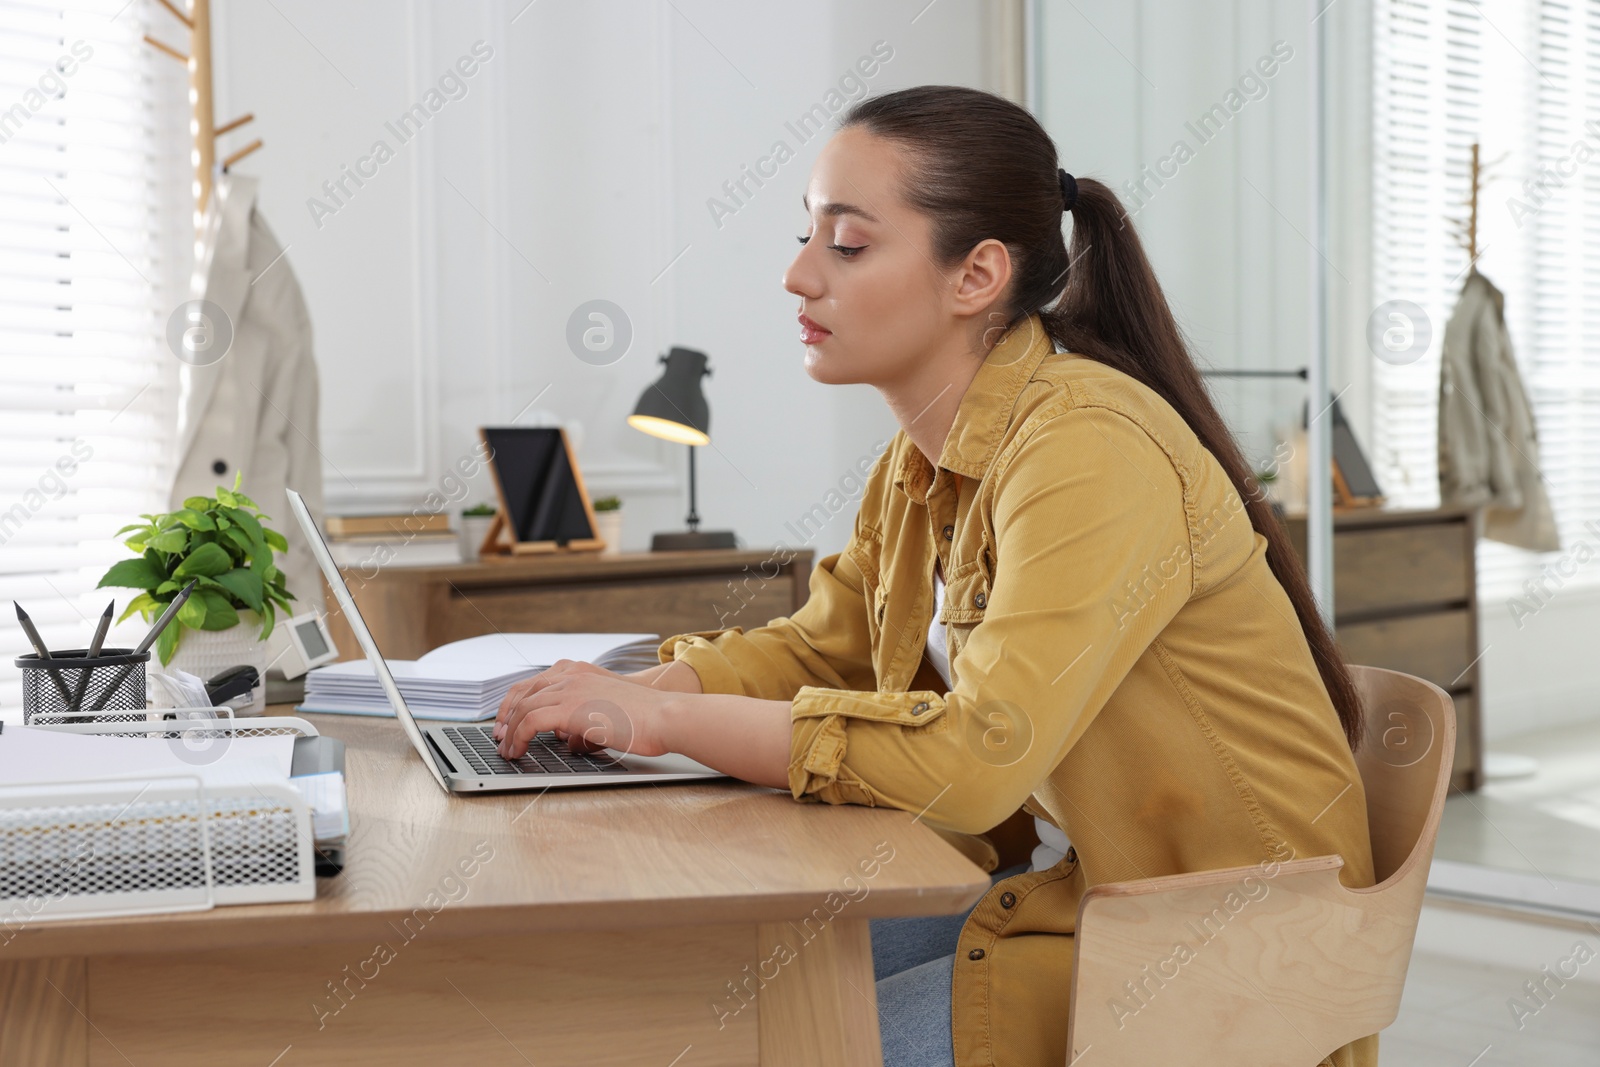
[497,670,677,760]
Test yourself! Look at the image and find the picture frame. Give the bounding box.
[477,426,606,555]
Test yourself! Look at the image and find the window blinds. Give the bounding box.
[1371,0,1600,600]
[0,0,187,719]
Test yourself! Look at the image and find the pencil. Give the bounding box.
[14,601,76,709]
[88,580,199,712]
[67,600,115,713]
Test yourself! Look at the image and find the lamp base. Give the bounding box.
[651,530,737,552]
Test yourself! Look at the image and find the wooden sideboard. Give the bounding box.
[323,548,814,662]
[1285,505,1482,791]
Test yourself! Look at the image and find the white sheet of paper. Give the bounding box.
[0,726,295,788]
[418,632,658,670]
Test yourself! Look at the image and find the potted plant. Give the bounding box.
[97,473,294,713]
[591,495,622,555]
[460,502,498,559]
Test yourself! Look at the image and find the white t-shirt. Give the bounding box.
[924,569,1069,873]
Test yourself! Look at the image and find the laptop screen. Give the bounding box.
[284,488,450,792]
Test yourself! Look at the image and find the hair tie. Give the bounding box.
[1058,168,1078,213]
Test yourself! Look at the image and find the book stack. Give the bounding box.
[299,632,658,722]
[324,512,461,567]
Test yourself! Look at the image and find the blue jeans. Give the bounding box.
[871,864,1028,1067]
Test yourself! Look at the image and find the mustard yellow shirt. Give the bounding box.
[659,315,1377,1067]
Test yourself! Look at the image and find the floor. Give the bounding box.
[1386,716,1600,1063]
[1432,716,1600,912]
[1385,899,1600,1064]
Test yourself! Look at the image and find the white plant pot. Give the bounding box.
[593,510,623,555]
[460,514,497,560]
[163,610,270,715]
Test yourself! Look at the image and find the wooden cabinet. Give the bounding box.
[1285,506,1482,791]
[323,548,814,663]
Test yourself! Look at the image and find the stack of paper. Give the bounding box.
[302,660,539,720]
[299,632,658,722]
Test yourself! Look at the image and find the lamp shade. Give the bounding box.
[628,346,711,446]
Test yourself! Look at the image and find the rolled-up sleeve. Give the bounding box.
[787,406,1201,834]
[658,540,878,701]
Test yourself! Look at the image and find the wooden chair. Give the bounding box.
[1066,665,1456,1065]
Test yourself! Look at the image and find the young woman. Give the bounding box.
[494,86,1377,1067]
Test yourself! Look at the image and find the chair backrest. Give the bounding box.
[1351,665,1456,886]
[1066,665,1456,1066]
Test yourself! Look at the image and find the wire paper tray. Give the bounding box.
[1,713,319,923]
[30,706,319,741]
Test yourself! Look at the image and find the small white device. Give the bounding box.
[269,611,341,680]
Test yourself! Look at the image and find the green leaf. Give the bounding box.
[156,622,182,666]
[214,568,264,612]
[173,541,232,578]
[117,592,158,624]
[114,522,150,537]
[98,557,162,591]
[263,527,288,552]
[233,470,243,492]
[216,516,231,529]
[221,525,253,556]
[155,580,179,595]
[215,485,239,508]
[177,594,207,629]
[229,507,263,546]
[259,601,276,641]
[146,528,189,554]
[196,591,239,631]
[171,508,216,531]
[182,496,214,511]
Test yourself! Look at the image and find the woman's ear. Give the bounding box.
[947,238,1012,319]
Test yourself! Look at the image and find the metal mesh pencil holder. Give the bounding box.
[16,647,149,725]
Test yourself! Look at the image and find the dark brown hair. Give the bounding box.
[841,85,1363,752]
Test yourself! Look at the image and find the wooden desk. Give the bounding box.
[0,709,987,1066]
[325,549,815,662]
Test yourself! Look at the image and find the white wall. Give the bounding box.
[206,0,1008,561]
[1033,0,1326,473]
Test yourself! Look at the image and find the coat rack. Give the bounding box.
[143,0,262,231]
[1447,142,1507,270]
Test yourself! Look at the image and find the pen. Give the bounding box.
[68,600,115,713]
[89,580,199,712]
[14,601,76,708]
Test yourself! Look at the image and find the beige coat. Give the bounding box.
[170,174,326,615]
[1438,271,1560,551]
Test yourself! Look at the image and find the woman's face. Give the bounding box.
[783,127,956,387]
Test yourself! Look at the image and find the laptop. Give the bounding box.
[286,488,725,794]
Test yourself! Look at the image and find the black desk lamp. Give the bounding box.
[627,346,737,551]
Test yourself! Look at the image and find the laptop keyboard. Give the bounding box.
[443,725,628,777]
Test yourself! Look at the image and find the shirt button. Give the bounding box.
[999,892,1016,908]
[974,592,987,609]
[942,524,954,541]
[911,701,930,715]
[968,948,986,961]
[1065,846,1077,864]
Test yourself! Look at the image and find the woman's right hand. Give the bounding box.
[492,659,702,742]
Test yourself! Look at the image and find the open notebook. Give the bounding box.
[297,633,661,721]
